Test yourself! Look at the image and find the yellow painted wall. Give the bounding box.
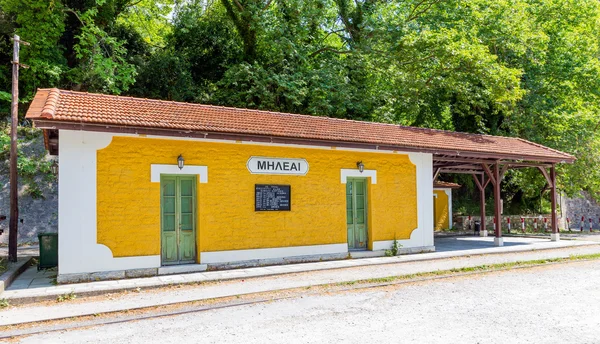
[96,137,418,258]
[433,189,449,231]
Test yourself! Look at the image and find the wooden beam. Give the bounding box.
[500,164,510,181]
[434,157,498,164]
[476,173,487,234]
[537,166,554,187]
[433,162,483,169]
[481,163,496,186]
[433,168,440,181]
[472,173,490,190]
[440,169,484,174]
[473,173,483,191]
[506,162,553,168]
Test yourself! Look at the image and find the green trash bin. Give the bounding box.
[38,233,58,270]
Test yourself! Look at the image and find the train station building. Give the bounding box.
[25,89,575,283]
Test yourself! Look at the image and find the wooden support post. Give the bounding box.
[550,164,559,241]
[472,173,488,236]
[8,35,20,263]
[8,35,28,263]
[493,163,503,246]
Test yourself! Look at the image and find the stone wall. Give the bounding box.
[454,215,560,232]
[562,191,600,230]
[0,133,58,244]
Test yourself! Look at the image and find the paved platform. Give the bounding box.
[2,236,594,300]
[435,235,563,251]
[1,237,599,326]
[7,266,55,290]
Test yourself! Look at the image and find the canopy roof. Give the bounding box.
[433,181,461,189]
[26,88,575,169]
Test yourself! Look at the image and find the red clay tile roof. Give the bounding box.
[26,88,575,163]
[434,181,461,189]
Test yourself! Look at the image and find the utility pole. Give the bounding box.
[8,34,29,263]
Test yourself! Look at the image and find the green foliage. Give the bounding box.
[56,291,76,302]
[0,0,146,110]
[17,155,54,199]
[1,0,600,210]
[0,298,9,309]
[117,0,174,47]
[0,127,8,161]
[385,239,401,257]
[1,126,55,199]
[69,3,137,93]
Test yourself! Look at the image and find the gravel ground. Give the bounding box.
[11,260,600,344]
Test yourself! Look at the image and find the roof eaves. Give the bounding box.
[514,137,576,161]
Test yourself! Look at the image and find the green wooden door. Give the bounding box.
[161,176,196,265]
[346,178,368,250]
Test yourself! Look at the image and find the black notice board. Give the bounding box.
[255,184,291,211]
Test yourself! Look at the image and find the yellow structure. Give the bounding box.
[432,182,459,231]
[433,189,450,231]
[96,136,419,260]
[25,89,574,282]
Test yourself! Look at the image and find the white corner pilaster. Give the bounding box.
[58,130,160,275]
[408,152,434,248]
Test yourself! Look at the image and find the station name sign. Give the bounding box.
[247,157,309,175]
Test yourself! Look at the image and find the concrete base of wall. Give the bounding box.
[349,250,386,259]
[56,246,437,283]
[208,246,436,271]
[57,268,159,284]
[399,246,436,255]
[206,252,350,271]
[158,264,208,275]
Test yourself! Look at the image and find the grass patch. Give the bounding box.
[0,298,9,309]
[57,292,77,303]
[336,253,600,287]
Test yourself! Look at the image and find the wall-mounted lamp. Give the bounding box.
[50,159,58,175]
[178,154,185,170]
[356,161,364,173]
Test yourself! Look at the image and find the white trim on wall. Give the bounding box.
[150,164,208,183]
[408,152,435,249]
[340,169,377,184]
[58,130,161,275]
[200,243,348,264]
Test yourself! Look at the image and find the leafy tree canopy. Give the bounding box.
[1,0,600,210]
